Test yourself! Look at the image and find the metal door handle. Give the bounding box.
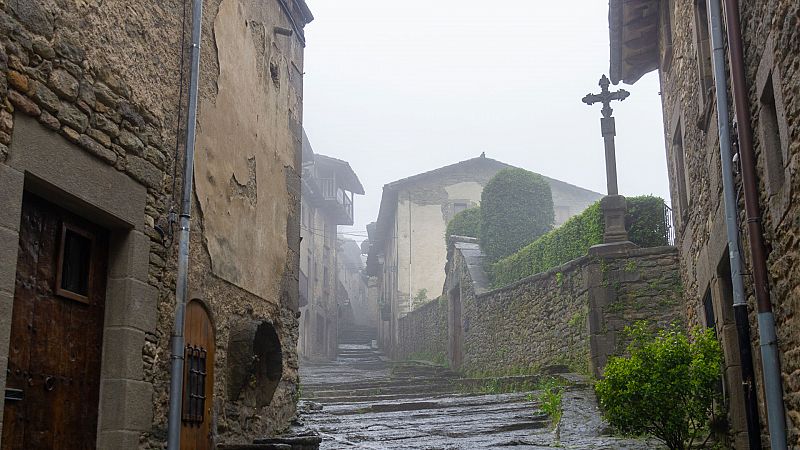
[4,388,24,401]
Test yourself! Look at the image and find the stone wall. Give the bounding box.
[0,0,310,448]
[396,296,448,364]
[394,240,683,379]
[654,0,800,445]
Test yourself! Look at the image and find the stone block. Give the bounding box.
[96,430,139,450]
[117,129,143,154]
[0,290,13,362]
[0,164,24,231]
[79,134,116,165]
[38,110,59,130]
[8,0,54,39]
[7,89,40,117]
[0,227,20,294]
[30,81,59,113]
[31,37,54,59]
[94,82,119,109]
[98,379,153,431]
[57,101,88,132]
[101,327,144,380]
[92,113,119,138]
[104,277,158,333]
[125,155,163,189]
[7,70,28,92]
[48,69,78,101]
[109,230,150,282]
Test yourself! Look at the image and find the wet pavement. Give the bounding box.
[298,332,661,450]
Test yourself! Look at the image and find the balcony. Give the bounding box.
[319,178,354,225]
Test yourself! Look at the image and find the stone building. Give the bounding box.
[0,0,312,449]
[608,0,800,446]
[298,132,364,360]
[364,155,602,353]
[336,238,374,332]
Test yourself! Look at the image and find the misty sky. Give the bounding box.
[301,1,670,242]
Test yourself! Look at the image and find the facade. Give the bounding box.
[337,238,373,331]
[298,133,364,360]
[609,0,800,446]
[364,155,602,353]
[0,1,312,449]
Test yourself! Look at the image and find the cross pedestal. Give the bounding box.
[582,75,637,256]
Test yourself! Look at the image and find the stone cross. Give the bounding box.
[582,74,630,195]
[583,75,635,248]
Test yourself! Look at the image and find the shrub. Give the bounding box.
[595,323,723,450]
[480,168,554,263]
[445,207,481,241]
[489,195,668,287]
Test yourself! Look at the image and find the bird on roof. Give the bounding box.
[480,152,485,158]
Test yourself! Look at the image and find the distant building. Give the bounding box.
[608,0,800,445]
[298,132,364,360]
[337,238,374,332]
[365,155,602,352]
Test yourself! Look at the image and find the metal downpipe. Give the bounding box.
[166,0,204,448]
[721,0,787,447]
[706,0,761,445]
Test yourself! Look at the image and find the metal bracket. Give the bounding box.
[4,388,24,401]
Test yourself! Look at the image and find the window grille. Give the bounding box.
[182,345,207,424]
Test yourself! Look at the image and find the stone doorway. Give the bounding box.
[2,192,109,450]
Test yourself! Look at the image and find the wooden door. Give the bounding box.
[180,300,215,450]
[2,192,108,450]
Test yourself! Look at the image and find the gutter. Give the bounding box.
[706,0,761,445]
[722,0,788,447]
[166,0,204,447]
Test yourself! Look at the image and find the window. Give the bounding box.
[55,223,95,303]
[453,202,468,214]
[182,345,208,424]
[671,120,690,221]
[703,289,717,335]
[694,0,714,122]
[759,73,786,198]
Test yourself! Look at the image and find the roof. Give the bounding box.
[609,0,660,85]
[314,154,366,195]
[364,155,602,275]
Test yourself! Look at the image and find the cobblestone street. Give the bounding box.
[298,332,661,449]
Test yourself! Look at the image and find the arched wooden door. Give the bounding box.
[180,300,215,450]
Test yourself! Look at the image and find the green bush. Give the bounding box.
[595,323,723,450]
[490,195,668,287]
[480,168,554,263]
[446,207,481,241]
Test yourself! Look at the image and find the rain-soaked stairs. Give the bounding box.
[296,326,662,449]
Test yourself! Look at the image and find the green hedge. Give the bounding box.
[446,207,481,241]
[490,195,667,287]
[480,168,554,263]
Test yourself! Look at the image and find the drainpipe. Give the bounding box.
[707,0,761,445]
[166,0,204,448]
[722,0,788,447]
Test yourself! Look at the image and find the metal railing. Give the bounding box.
[663,203,676,246]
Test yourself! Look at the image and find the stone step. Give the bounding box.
[304,381,458,398]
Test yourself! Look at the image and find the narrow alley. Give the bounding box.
[298,328,660,449]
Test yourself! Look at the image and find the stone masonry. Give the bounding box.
[0,0,312,448]
[395,237,683,378]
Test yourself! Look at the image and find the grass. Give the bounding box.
[527,377,567,426]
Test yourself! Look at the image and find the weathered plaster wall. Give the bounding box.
[656,0,800,445]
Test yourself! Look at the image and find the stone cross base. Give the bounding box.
[589,195,637,257]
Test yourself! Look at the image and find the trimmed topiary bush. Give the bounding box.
[490,195,668,287]
[446,207,481,241]
[480,168,554,263]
